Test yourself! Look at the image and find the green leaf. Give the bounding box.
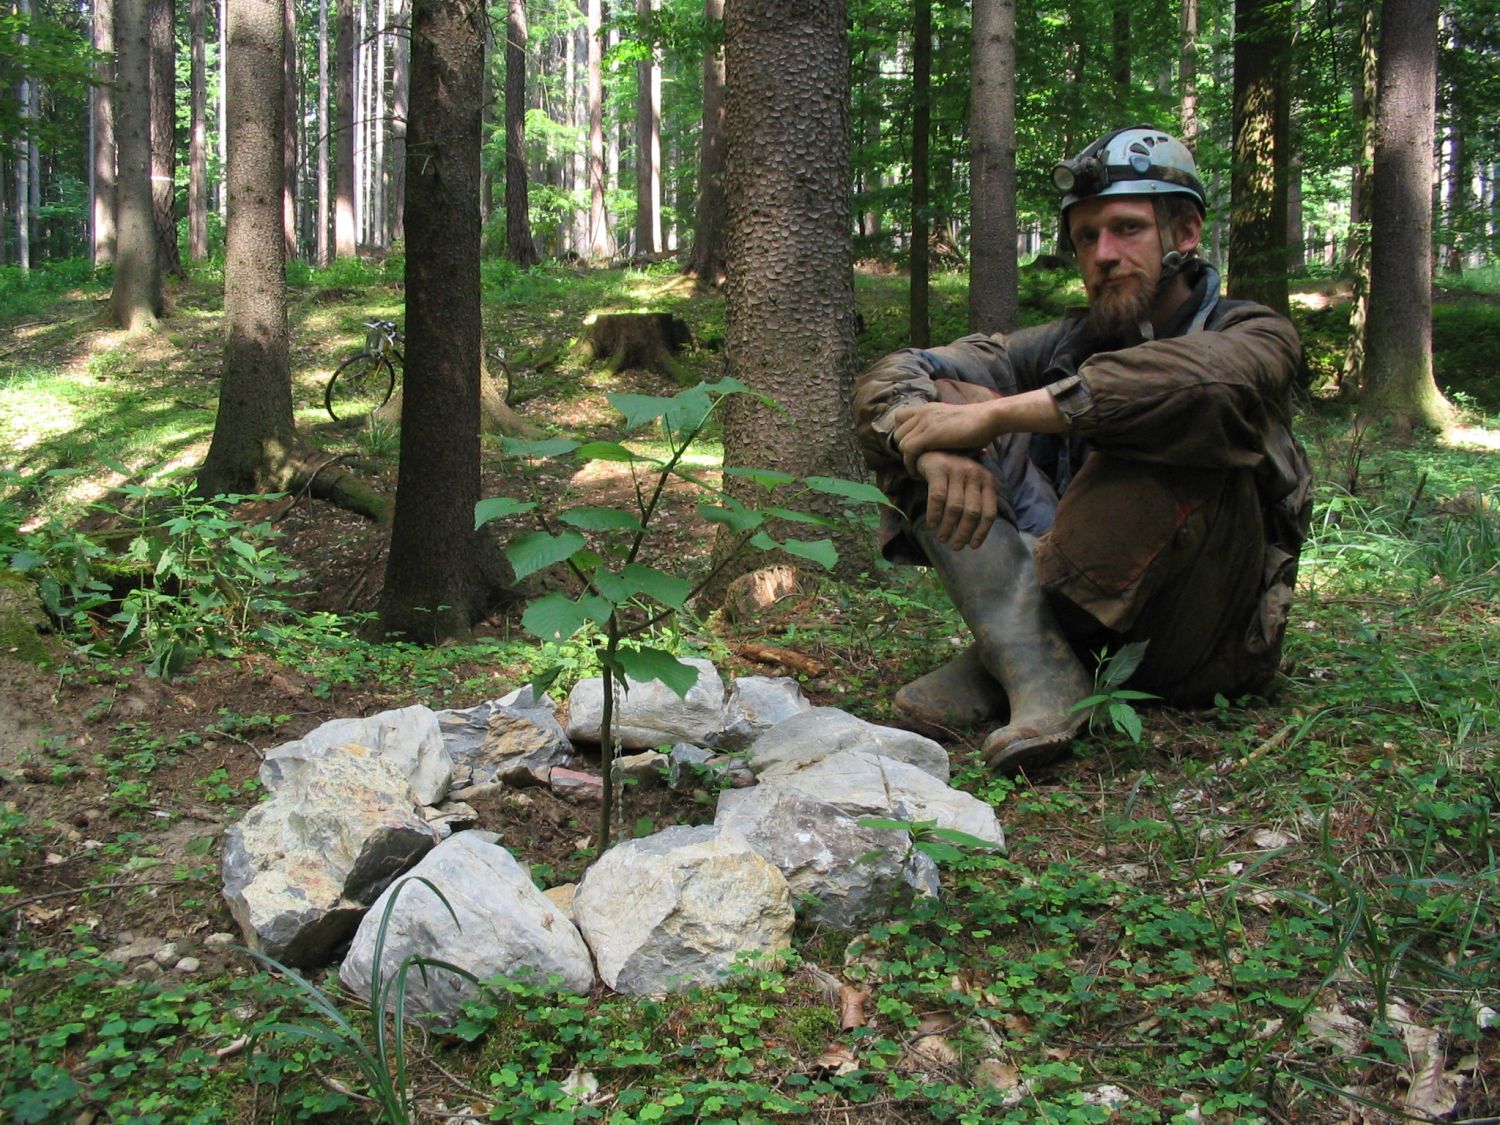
[779,537,838,569]
[765,506,836,528]
[924,826,1003,851]
[1107,701,1144,743]
[613,645,702,698]
[803,476,893,507]
[500,436,580,458]
[1099,640,1150,690]
[506,531,588,580]
[575,440,653,463]
[619,564,693,609]
[529,665,564,697]
[606,392,677,430]
[914,839,965,864]
[722,465,798,491]
[521,593,612,642]
[748,530,779,551]
[698,500,765,533]
[558,506,644,532]
[474,496,538,529]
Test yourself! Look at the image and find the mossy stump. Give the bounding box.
[579,313,694,384]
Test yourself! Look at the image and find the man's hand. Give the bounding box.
[890,401,998,473]
[914,451,998,549]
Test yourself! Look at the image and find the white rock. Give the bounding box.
[340,833,594,1023]
[572,825,793,995]
[174,957,201,974]
[714,677,813,749]
[745,708,950,783]
[261,705,454,806]
[566,658,727,749]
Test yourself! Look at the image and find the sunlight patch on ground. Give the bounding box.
[1444,424,1500,452]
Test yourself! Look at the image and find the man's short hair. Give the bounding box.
[1159,195,1203,240]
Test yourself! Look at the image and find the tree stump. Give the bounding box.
[579,312,694,384]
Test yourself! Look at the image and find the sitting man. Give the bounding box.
[853,124,1312,776]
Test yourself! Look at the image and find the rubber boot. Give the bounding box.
[892,644,1007,738]
[914,522,1093,776]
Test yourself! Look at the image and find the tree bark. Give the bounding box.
[968,0,1017,334]
[150,0,182,278]
[719,0,868,587]
[634,0,660,255]
[1227,0,1290,316]
[1357,0,1452,432]
[909,0,930,347]
[188,0,208,260]
[379,0,510,643]
[17,0,33,272]
[93,0,118,266]
[390,0,409,241]
[1179,0,1198,150]
[283,0,299,259]
[335,0,357,256]
[317,0,330,262]
[1341,0,1377,390]
[504,0,538,265]
[109,0,163,330]
[586,0,610,258]
[1111,0,1130,91]
[685,0,726,285]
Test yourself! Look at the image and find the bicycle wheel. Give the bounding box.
[325,353,397,422]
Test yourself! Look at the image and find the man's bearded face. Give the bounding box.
[1067,197,1169,337]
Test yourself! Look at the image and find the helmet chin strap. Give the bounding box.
[1153,197,1193,279]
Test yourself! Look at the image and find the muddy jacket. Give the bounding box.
[853,264,1313,657]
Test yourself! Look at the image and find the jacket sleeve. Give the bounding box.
[1055,305,1302,472]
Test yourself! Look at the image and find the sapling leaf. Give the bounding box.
[618,563,694,609]
[575,440,654,464]
[1099,640,1151,689]
[924,826,1003,851]
[613,645,702,698]
[748,530,779,550]
[507,530,588,580]
[530,664,564,697]
[699,500,765,532]
[803,476,895,507]
[722,465,798,491]
[559,507,644,532]
[474,496,537,529]
[765,506,837,528]
[606,391,678,430]
[914,839,965,864]
[779,537,839,569]
[1108,701,1144,743]
[521,592,612,641]
[500,436,580,458]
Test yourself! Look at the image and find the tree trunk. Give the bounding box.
[317,0,330,262]
[909,0,931,347]
[634,0,660,255]
[1111,0,1130,91]
[93,0,118,266]
[719,0,868,586]
[218,0,227,218]
[1357,0,1452,433]
[685,0,726,285]
[968,0,1017,334]
[504,0,538,265]
[586,0,610,258]
[16,0,33,272]
[283,0,299,259]
[1180,0,1198,150]
[188,0,208,260]
[379,0,510,643]
[1341,0,1377,390]
[150,0,182,278]
[390,0,409,241]
[375,0,388,245]
[109,0,163,330]
[1227,0,1289,315]
[335,0,357,256]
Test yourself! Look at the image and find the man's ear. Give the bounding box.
[1174,209,1204,254]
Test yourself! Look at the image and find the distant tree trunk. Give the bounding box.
[586,0,610,258]
[1342,0,1377,390]
[686,0,726,285]
[1357,0,1452,432]
[189,0,208,260]
[1227,0,1289,315]
[317,0,330,262]
[380,0,507,643]
[1286,144,1304,273]
[92,0,118,266]
[909,0,931,347]
[719,0,867,585]
[283,0,299,258]
[16,0,33,272]
[1111,0,1130,91]
[110,0,163,330]
[390,0,409,241]
[634,0,660,255]
[968,0,1017,334]
[504,0,538,265]
[335,0,357,256]
[150,0,182,278]
[217,0,227,218]
[1179,0,1198,150]
[374,0,388,245]
[1441,14,1465,274]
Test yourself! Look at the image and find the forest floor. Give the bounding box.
[0,256,1497,1124]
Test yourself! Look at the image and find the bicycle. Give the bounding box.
[324,319,403,422]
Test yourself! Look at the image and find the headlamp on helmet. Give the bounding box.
[1055,125,1206,217]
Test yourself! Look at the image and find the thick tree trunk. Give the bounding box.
[1227,0,1290,316]
[1357,0,1452,432]
[685,0,726,285]
[150,0,182,278]
[189,0,208,260]
[335,0,357,256]
[586,0,610,258]
[909,0,931,347]
[92,0,118,266]
[504,0,538,266]
[109,0,163,331]
[379,0,510,643]
[719,0,868,587]
[968,0,1017,334]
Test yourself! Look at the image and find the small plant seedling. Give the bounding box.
[1070,640,1159,743]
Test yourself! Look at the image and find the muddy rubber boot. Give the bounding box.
[915,522,1093,777]
[892,644,1007,738]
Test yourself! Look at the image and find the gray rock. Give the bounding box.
[222,752,436,967]
[666,743,714,789]
[615,751,669,786]
[745,708,950,783]
[261,705,454,807]
[715,677,813,749]
[566,658,727,749]
[152,942,180,966]
[573,825,793,995]
[740,749,1004,850]
[551,768,604,803]
[436,690,575,786]
[174,957,201,974]
[424,800,479,835]
[339,833,594,1023]
[204,932,236,948]
[714,787,939,929]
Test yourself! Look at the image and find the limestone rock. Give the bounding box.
[261,705,453,806]
[745,708,950,784]
[714,786,939,929]
[566,658,727,749]
[551,768,604,803]
[340,833,594,1022]
[666,743,714,789]
[573,825,793,995]
[223,752,436,967]
[436,687,575,786]
[615,751,669,786]
[714,676,813,749]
